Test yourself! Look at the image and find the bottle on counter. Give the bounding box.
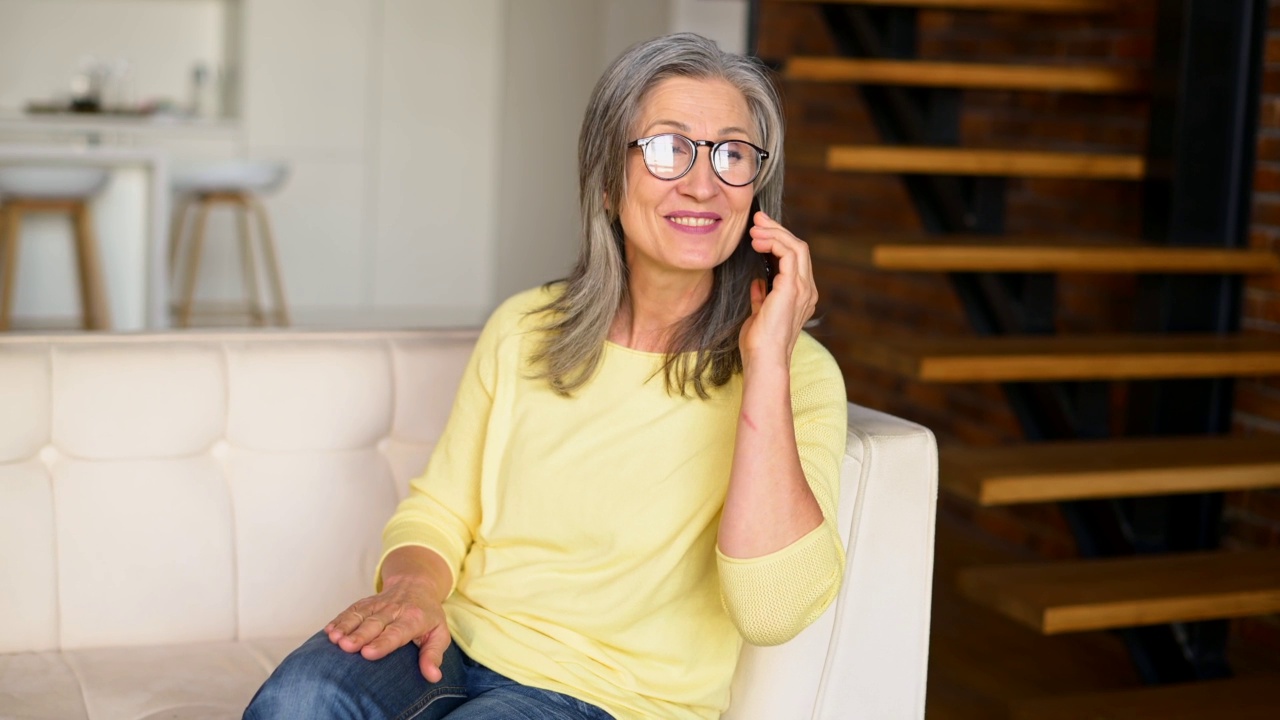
[188,62,223,120]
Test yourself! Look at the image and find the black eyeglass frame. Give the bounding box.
[626,133,770,187]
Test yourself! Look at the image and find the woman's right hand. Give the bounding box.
[324,574,452,682]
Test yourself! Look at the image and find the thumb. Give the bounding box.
[417,626,452,683]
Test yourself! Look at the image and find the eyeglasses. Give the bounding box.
[627,133,769,187]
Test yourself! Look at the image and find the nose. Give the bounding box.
[675,147,720,201]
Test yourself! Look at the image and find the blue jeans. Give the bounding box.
[244,631,614,720]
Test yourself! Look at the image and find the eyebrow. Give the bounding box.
[643,119,753,138]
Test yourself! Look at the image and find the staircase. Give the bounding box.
[752,0,1280,716]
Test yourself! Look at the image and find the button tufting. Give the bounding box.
[38,445,59,465]
[210,440,231,459]
[376,438,392,453]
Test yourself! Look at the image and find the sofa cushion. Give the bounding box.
[229,449,397,639]
[51,344,225,461]
[55,456,238,650]
[0,460,58,653]
[0,640,303,720]
[0,347,49,465]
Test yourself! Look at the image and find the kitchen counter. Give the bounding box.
[0,111,240,144]
[0,143,171,329]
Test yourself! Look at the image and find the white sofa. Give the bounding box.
[0,329,938,720]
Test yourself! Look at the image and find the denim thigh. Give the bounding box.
[243,630,467,720]
[442,654,614,720]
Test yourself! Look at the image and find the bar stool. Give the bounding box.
[169,160,289,327]
[0,166,112,331]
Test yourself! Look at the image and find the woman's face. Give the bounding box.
[618,76,757,286]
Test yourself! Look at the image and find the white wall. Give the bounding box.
[670,0,748,55]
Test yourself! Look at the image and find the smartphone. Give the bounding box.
[747,198,775,293]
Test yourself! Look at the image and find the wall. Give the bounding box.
[670,0,747,54]
[493,0,607,301]
[1234,0,1280,655]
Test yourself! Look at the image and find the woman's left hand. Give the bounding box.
[739,210,817,370]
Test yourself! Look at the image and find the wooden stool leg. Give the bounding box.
[0,206,20,331]
[72,202,112,331]
[176,199,212,328]
[235,195,265,327]
[249,196,289,326]
[168,194,194,281]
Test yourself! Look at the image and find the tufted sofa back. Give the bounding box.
[0,329,937,719]
[0,330,476,653]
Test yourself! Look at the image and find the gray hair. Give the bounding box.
[530,32,786,397]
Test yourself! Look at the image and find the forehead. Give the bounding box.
[635,76,753,138]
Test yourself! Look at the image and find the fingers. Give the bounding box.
[417,625,453,683]
[327,599,408,654]
[358,615,414,660]
[749,213,811,281]
[336,614,390,654]
[747,214,817,314]
[325,605,368,641]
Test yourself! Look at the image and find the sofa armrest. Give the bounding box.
[726,402,938,719]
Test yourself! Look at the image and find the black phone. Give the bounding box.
[747,198,775,293]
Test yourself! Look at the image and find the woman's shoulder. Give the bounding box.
[482,283,565,339]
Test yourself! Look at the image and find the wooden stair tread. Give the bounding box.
[852,334,1280,382]
[942,436,1280,505]
[958,549,1280,634]
[826,146,1146,179]
[811,234,1280,273]
[1010,675,1280,720]
[785,57,1145,93]
[768,0,1116,13]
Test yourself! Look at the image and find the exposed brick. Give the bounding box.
[1240,490,1280,525]
[1251,193,1280,226]
[1244,289,1280,325]
[1256,132,1280,163]
[1261,97,1280,128]
[1235,380,1280,425]
[1256,163,1280,193]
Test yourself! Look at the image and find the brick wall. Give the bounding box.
[1231,0,1280,657]
[758,0,1279,648]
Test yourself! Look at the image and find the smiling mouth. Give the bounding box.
[668,216,717,227]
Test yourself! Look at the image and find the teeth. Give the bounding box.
[669,216,716,227]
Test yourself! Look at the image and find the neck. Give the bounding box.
[610,267,713,352]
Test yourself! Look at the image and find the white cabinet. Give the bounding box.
[369,0,501,315]
[241,0,372,155]
[230,0,374,317]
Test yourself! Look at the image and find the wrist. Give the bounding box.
[742,351,790,380]
[383,571,446,601]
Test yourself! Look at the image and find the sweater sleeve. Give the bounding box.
[373,298,510,594]
[716,334,848,646]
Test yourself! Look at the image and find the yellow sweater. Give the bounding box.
[378,286,847,719]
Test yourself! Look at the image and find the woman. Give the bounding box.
[245,32,846,720]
